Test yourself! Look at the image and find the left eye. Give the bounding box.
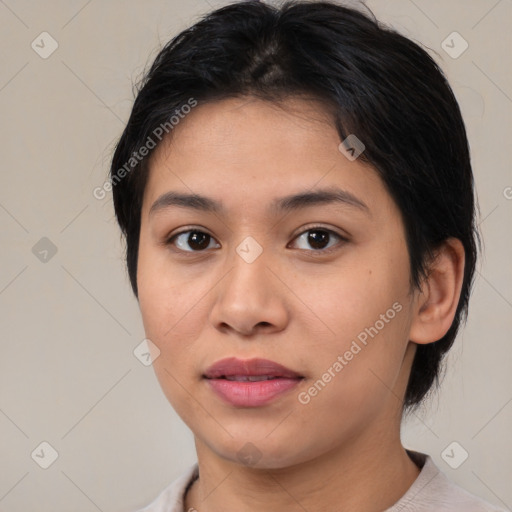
[170,230,220,252]
[290,227,345,252]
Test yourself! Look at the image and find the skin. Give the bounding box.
[136,96,465,512]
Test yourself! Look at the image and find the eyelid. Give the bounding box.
[291,223,349,241]
[167,225,214,241]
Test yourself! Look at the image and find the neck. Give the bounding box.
[185,422,420,512]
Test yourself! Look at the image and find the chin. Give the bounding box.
[202,434,313,470]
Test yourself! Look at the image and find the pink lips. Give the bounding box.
[203,357,303,407]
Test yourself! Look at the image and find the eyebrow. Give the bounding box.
[149,186,370,217]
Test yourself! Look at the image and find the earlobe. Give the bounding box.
[409,238,465,345]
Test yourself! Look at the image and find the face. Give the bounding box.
[137,96,418,468]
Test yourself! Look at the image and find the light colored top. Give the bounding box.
[135,451,507,512]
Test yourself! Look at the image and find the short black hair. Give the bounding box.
[110,0,480,411]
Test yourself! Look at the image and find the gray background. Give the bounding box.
[0,0,511,511]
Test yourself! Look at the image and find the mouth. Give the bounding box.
[214,375,292,381]
[203,357,304,407]
[203,357,303,379]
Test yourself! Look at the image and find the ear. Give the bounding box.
[409,238,465,344]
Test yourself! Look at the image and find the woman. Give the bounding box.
[109,1,504,510]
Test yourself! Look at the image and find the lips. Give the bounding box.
[203,357,303,380]
[203,357,303,407]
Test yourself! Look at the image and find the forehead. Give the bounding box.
[142,96,393,220]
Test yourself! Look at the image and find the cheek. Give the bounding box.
[136,245,217,392]
[138,279,207,361]
[137,265,208,423]
[294,253,411,399]
[294,314,411,442]
[137,237,197,338]
[292,256,406,347]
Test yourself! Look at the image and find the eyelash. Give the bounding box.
[165,225,348,256]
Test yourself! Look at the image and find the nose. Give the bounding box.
[208,243,289,337]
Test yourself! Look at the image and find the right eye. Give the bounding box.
[167,229,221,252]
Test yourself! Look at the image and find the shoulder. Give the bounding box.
[134,463,199,512]
[387,451,507,512]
